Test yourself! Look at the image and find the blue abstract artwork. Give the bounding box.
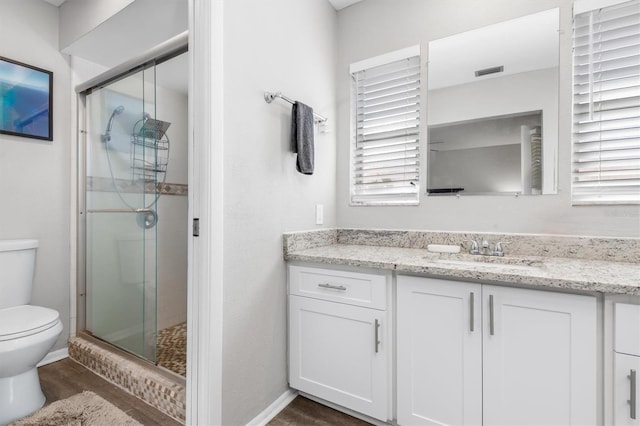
[0,57,52,141]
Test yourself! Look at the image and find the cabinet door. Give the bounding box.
[615,303,640,357]
[614,353,640,426]
[288,295,388,421]
[397,276,482,426]
[483,285,597,426]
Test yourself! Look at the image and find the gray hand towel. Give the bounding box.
[291,101,314,175]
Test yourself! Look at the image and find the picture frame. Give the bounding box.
[0,56,53,141]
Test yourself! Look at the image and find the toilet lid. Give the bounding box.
[0,305,60,342]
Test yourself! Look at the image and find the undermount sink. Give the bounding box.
[435,255,544,271]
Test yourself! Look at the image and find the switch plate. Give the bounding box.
[316,204,324,225]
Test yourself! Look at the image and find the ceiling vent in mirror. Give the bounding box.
[475,66,504,77]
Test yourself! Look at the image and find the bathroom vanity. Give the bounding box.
[284,229,640,425]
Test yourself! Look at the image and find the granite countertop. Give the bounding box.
[285,243,640,296]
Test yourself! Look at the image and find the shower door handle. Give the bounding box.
[86,208,156,213]
[87,208,157,229]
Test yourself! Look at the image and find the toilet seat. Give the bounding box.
[0,305,60,342]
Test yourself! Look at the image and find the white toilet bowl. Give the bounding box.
[0,305,62,424]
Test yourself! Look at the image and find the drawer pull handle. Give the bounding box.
[630,369,637,420]
[374,319,381,353]
[489,294,495,336]
[318,283,347,291]
[470,292,475,332]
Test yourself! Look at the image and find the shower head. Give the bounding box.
[102,105,125,143]
[138,117,171,140]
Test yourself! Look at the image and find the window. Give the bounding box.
[350,47,421,206]
[572,0,640,204]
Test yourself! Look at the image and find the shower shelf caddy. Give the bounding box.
[130,117,170,182]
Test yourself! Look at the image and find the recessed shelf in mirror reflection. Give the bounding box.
[428,111,542,195]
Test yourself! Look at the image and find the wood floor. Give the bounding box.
[38,358,182,426]
[268,396,372,426]
[39,358,369,426]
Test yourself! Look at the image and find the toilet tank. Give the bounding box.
[0,239,38,309]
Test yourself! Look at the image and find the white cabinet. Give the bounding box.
[288,266,389,421]
[397,277,482,426]
[397,276,597,426]
[482,284,597,426]
[614,303,640,425]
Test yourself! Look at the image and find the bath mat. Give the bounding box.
[9,391,141,426]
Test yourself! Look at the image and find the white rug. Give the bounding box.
[9,391,142,426]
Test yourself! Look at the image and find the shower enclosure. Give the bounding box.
[84,64,163,362]
[79,51,188,372]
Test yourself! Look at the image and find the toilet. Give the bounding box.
[0,239,63,425]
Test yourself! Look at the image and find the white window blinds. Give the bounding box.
[351,53,421,206]
[572,0,640,204]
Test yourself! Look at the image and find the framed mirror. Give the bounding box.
[427,8,559,196]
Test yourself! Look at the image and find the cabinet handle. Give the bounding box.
[489,294,495,336]
[470,292,475,332]
[374,319,381,353]
[630,369,637,420]
[318,283,347,291]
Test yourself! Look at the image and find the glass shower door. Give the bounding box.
[84,65,159,362]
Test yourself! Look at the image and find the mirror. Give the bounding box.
[427,8,559,195]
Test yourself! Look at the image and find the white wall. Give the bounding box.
[428,68,557,128]
[0,0,71,351]
[221,0,337,423]
[60,0,187,69]
[59,0,134,51]
[336,0,640,237]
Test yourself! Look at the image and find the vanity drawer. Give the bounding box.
[289,265,386,310]
[615,303,640,356]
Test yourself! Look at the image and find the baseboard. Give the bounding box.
[246,389,298,426]
[37,346,69,367]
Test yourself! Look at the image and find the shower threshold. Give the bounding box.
[69,333,186,423]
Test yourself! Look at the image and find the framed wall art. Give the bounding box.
[0,56,53,141]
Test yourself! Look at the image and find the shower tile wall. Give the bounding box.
[154,69,188,332]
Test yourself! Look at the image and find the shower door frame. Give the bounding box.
[75,36,188,358]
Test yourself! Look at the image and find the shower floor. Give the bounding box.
[157,322,187,377]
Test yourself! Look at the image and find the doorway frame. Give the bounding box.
[185,0,223,424]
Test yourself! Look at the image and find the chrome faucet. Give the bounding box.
[467,239,508,256]
[481,239,490,255]
[492,242,508,257]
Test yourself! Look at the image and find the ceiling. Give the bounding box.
[45,0,364,11]
[42,0,66,6]
[327,0,363,10]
